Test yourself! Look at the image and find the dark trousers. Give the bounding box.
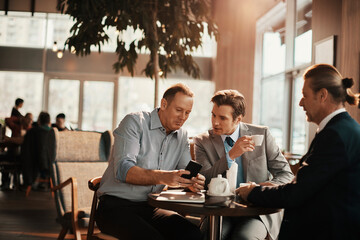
[0,152,18,189]
[96,195,202,240]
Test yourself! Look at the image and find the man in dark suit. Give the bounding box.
[11,98,24,118]
[238,64,360,240]
[194,90,293,240]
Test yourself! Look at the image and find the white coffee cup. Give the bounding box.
[208,174,232,196]
[239,182,251,188]
[251,135,264,146]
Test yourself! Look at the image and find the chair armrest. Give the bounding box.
[52,177,75,191]
[51,177,81,240]
[87,176,102,240]
[88,176,102,191]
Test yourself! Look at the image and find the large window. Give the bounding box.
[255,0,312,154]
[48,79,80,129]
[0,71,43,120]
[291,75,306,153]
[260,74,285,148]
[82,81,114,132]
[158,79,215,137]
[1,11,215,133]
[0,11,46,48]
[294,0,312,67]
[117,77,155,124]
[117,77,214,137]
[262,32,286,77]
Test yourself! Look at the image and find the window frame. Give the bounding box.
[254,0,312,154]
[44,73,118,131]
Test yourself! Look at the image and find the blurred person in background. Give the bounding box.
[21,112,51,190]
[51,113,69,131]
[1,114,32,190]
[11,98,24,118]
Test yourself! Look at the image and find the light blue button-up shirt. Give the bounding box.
[98,108,192,201]
[221,124,244,187]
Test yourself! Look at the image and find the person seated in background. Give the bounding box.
[51,113,69,131]
[96,83,205,240]
[194,90,294,240]
[0,115,32,191]
[5,113,33,138]
[238,64,360,240]
[11,98,24,118]
[21,111,52,190]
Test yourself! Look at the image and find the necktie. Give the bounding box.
[225,136,234,147]
[225,136,244,187]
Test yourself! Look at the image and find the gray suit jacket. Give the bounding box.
[193,122,294,240]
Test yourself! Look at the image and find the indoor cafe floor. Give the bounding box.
[0,189,84,239]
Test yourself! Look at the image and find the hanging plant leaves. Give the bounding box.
[57,0,218,79]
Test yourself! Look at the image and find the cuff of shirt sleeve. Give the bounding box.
[116,160,136,182]
[226,152,234,169]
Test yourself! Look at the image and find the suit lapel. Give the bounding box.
[209,130,225,161]
[240,123,251,181]
[300,112,348,165]
[300,133,318,165]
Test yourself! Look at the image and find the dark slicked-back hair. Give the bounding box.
[15,98,24,106]
[211,90,246,120]
[162,83,194,104]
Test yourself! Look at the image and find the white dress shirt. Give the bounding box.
[317,108,346,133]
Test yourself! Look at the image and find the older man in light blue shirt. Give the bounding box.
[96,83,205,240]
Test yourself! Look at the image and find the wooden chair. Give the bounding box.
[25,177,53,197]
[87,176,118,240]
[49,128,113,240]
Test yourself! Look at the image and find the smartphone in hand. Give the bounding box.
[181,160,202,179]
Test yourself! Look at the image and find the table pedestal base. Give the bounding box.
[209,215,223,240]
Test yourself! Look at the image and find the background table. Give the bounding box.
[148,193,281,240]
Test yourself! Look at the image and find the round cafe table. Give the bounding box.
[148,193,281,240]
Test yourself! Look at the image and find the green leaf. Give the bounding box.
[59,0,218,79]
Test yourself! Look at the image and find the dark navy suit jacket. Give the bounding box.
[248,112,360,240]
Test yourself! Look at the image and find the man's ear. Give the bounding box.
[319,88,328,103]
[234,115,242,125]
[160,98,167,110]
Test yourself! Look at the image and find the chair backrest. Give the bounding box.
[49,128,113,217]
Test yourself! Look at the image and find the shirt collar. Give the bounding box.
[221,124,240,142]
[317,108,346,133]
[150,108,178,136]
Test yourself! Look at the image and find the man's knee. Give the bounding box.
[163,214,202,240]
[231,217,267,240]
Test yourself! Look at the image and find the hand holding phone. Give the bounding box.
[181,160,202,179]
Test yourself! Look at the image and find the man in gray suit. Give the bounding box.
[194,89,293,240]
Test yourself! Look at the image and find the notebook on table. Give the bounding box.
[156,190,205,203]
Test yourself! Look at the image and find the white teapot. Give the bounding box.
[207,174,233,196]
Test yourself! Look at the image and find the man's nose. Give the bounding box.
[179,112,186,120]
[299,98,304,106]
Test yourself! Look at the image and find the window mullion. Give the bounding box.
[283,0,297,151]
